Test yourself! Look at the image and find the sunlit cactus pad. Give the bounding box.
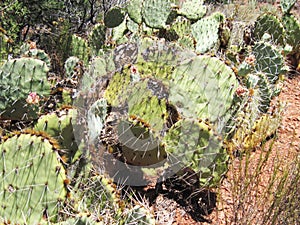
[0,57,51,120]
[163,118,228,186]
[0,132,67,224]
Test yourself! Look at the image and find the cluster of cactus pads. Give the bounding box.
[0,0,299,223]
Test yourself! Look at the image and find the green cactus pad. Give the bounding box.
[282,14,300,48]
[178,35,194,49]
[34,108,78,162]
[169,55,238,122]
[25,48,52,68]
[127,17,140,33]
[70,35,90,64]
[226,98,283,154]
[177,0,206,20]
[105,66,168,135]
[142,0,172,28]
[64,56,80,78]
[127,78,168,134]
[89,23,107,55]
[171,16,192,38]
[0,57,51,120]
[238,60,254,77]
[191,12,225,54]
[163,118,228,186]
[124,205,155,224]
[253,13,285,45]
[244,111,283,150]
[87,98,108,143]
[0,133,67,224]
[253,41,286,84]
[113,119,167,166]
[104,69,131,106]
[112,18,128,44]
[127,0,143,24]
[81,53,115,91]
[104,7,125,28]
[280,0,297,14]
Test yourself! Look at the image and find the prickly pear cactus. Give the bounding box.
[105,73,168,134]
[253,13,285,45]
[177,0,207,20]
[74,39,237,187]
[171,16,192,38]
[124,205,156,224]
[89,23,107,55]
[280,0,297,14]
[34,108,78,162]
[21,42,51,68]
[0,57,51,120]
[104,6,126,28]
[252,41,287,84]
[0,132,67,224]
[163,118,228,186]
[191,12,225,53]
[107,118,167,166]
[126,0,143,24]
[64,56,80,78]
[87,98,108,143]
[282,14,300,48]
[226,93,284,155]
[70,35,90,64]
[142,0,172,28]
[169,55,239,122]
[80,53,115,91]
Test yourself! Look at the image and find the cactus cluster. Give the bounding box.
[0,0,298,223]
[72,38,239,188]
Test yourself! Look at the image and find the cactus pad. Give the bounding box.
[127,0,143,24]
[89,23,107,55]
[0,132,67,224]
[191,12,225,54]
[34,108,78,162]
[0,57,51,120]
[282,14,300,48]
[252,41,286,84]
[169,55,238,123]
[142,0,172,28]
[253,13,285,45]
[163,118,228,186]
[177,0,206,20]
[104,7,125,28]
[70,35,90,64]
[280,0,297,14]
